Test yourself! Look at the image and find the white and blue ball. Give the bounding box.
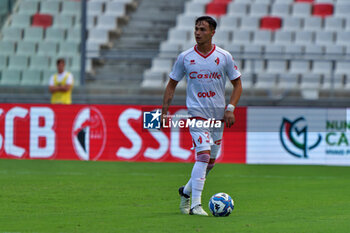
[208,192,234,217]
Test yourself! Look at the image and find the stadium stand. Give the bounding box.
[143,0,350,101]
[0,0,349,105]
[0,0,133,87]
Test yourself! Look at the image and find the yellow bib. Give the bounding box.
[51,72,73,104]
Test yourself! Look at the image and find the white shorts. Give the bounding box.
[189,120,224,158]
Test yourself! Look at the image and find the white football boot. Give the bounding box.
[189,204,209,216]
[178,186,190,214]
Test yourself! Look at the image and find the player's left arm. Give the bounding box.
[224,52,243,128]
[224,77,242,128]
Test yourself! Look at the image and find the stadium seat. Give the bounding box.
[335,31,350,45]
[96,15,118,30]
[213,30,231,44]
[59,42,80,56]
[295,0,314,2]
[2,28,22,41]
[62,1,81,16]
[32,14,53,29]
[37,42,58,56]
[290,60,311,74]
[334,3,350,17]
[250,3,269,17]
[304,45,324,58]
[278,73,299,89]
[225,43,242,55]
[11,14,31,28]
[53,15,74,29]
[324,17,344,31]
[0,70,21,85]
[260,17,282,31]
[45,28,65,42]
[312,3,334,17]
[295,31,314,45]
[40,1,60,15]
[8,56,28,70]
[87,1,104,17]
[271,3,290,17]
[240,16,260,30]
[243,60,264,74]
[325,45,345,56]
[243,44,263,57]
[283,17,303,31]
[21,70,42,85]
[227,3,249,16]
[104,2,126,16]
[334,61,348,75]
[315,31,334,45]
[66,29,81,43]
[87,28,109,44]
[232,30,252,45]
[219,15,240,30]
[184,2,206,15]
[24,27,44,42]
[284,45,303,55]
[0,55,7,69]
[303,17,322,31]
[29,56,50,71]
[0,41,16,55]
[300,73,321,90]
[255,73,278,89]
[205,2,228,17]
[292,3,312,17]
[266,60,288,74]
[42,70,55,85]
[264,45,284,58]
[18,0,39,15]
[253,31,273,44]
[176,15,197,30]
[16,41,37,56]
[274,31,294,45]
[312,60,333,75]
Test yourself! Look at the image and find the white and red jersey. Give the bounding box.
[169,44,241,120]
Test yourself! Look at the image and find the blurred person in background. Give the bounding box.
[49,58,74,104]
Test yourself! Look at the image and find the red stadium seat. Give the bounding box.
[32,14,53,29]
[206,2,228,17]
[294,0,314,3]
[313,3,333,18]
[260,16,282,31]
[212,0,232,3]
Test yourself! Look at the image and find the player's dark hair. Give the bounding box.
[56,58,65,65]
[195,16,217,30]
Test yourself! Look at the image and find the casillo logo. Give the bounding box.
[197,91,216,98]
[189,71,221,79]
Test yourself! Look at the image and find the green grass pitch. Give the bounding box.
[0,159,350,233]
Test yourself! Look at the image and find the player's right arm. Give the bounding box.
[161,52,186,128]
[161,79,178,127]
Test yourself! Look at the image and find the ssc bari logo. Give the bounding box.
[279,117,322,158]
[72,107,107,161]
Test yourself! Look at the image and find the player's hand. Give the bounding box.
[224,111,235,128]
[159,112,167,130]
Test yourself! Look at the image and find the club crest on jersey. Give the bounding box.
[190,59,196,65]
[215,57,220,65]
[198,136,202,144]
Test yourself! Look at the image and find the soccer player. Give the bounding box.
[161,16,242,216]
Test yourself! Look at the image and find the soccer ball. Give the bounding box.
[208,192,234,217]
